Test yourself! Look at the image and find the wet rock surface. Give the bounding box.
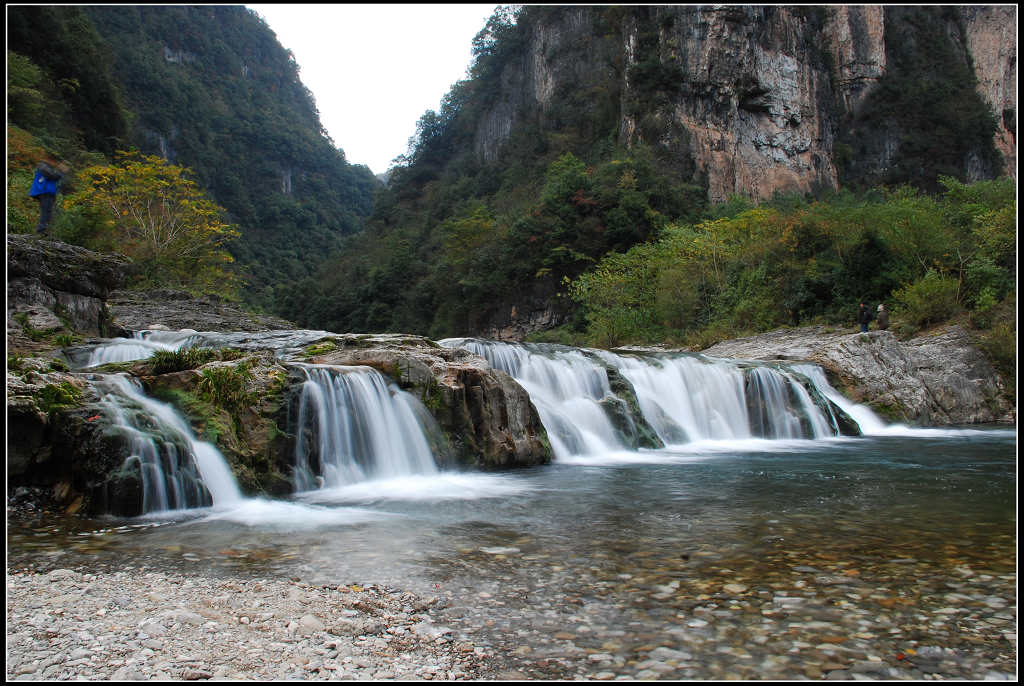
[701,325,1014,425]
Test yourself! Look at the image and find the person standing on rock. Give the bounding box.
[876,303,889,330]
[29,159,67,235]
[857,302,872,332]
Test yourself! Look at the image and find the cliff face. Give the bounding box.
[962,5,1017,178]
[474,6,1014,202]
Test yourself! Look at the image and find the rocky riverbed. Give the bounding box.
[7,500,1017,682]
[6,566,492,681]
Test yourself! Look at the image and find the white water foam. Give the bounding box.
[295,473,536,505]
[194,498,393,529]
[293,364,442,489]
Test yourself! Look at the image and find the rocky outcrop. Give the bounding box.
[825,6,886,112]
[6,239,553,515]
[107,289,296,334]
[6,359,134,515]
[305,334,552,470]
[624,6,840,203]
[7,234,131,349]
[702,325,1015,425]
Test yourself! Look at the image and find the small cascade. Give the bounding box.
[442,339,629,458]
[792,364,887,434]
[597,352,751,443]
[744,365,836,439]
[95,374,242,513]
[84,330,201,368]
[293,364,441,490]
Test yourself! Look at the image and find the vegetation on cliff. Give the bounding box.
[278,5,1012,358]
[836,6,1002,191]
[6,4,1014,381]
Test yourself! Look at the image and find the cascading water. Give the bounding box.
[792,363,887,434]
[95,374,242,513]
[293,364,441,490]
[442,339,630,457]
[84,330,200,368]
[594,351,751,444]
[443,339,859,459]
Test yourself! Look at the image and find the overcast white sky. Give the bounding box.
[248,4,496,175]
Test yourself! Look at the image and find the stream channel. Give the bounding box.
[7,331,1017,679]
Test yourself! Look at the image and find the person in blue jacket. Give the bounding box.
[29,160,67,235]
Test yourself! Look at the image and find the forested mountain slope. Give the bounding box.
[276,6,1014,345]
[8,5,378,310]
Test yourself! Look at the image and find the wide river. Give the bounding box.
[8,427,1016,679]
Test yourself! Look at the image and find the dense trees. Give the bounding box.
[569,178,1016,350]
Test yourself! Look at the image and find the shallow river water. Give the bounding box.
[8,428,1017,679]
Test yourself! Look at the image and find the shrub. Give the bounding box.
[892,270,961,328]
[197,363,253,411]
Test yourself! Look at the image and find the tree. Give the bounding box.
[67,151,241,296]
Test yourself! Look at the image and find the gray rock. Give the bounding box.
[702,326,1013,425]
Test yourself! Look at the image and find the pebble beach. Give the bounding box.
[6,567,490,681]
[6,554,1017,681]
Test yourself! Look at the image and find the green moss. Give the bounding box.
[38,381,83,413]
[149,387,226,443]
[866,400,907,423]
[302,339,338,358]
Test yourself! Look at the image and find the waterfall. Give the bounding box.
[443,340,857,459]
[84,330,200,367]
[442,339,630,458]
[595,352,750,443]
[293,365,441,490]
[95,374,242,513]
[792,363,888,434]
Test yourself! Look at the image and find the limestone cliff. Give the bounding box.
[961,5,1017,178]
[473,5,1015,202]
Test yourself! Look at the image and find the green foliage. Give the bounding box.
[571,178,1016,349]
[148,348,217,374]
[7,5,379,315]
[975,291,1016,398]
[197,363,253,412]
[38,381,84,413]
[66,151,242,297]
[892,270,962,329]
[7,6,127,155]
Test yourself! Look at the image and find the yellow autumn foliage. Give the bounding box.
[67,151,241,297]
